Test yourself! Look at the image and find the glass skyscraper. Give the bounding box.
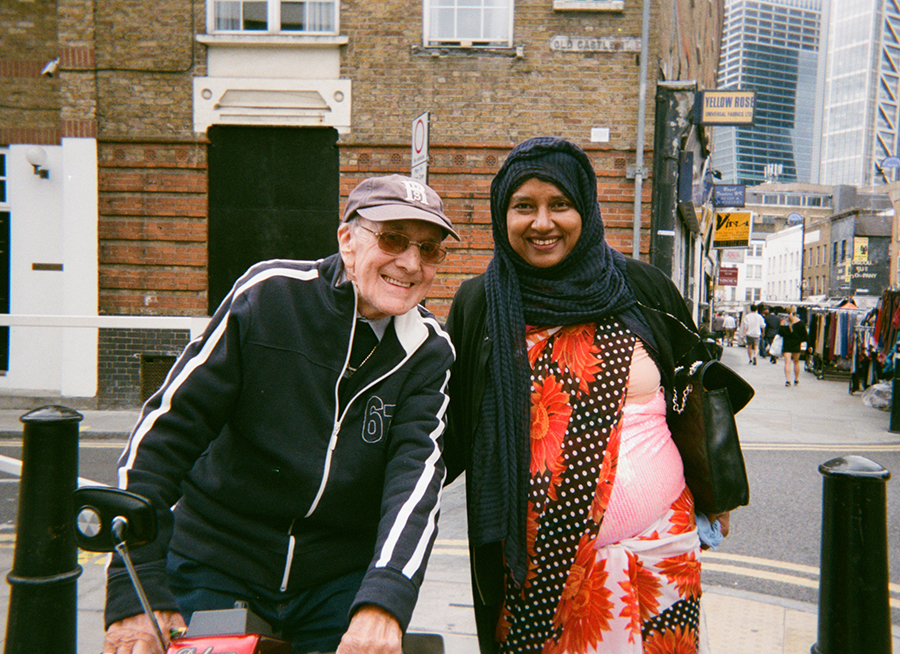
[819,0,900,186]
[712,0,823,185]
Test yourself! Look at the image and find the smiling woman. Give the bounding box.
[505,178,582,269]
[444,137,721,654]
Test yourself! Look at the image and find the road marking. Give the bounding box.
[703,561,820,589]
[431,547,470,557]
[704,551,820,576]
[703,552,900,607]
[0,440,125,449]
[742,443,900,452]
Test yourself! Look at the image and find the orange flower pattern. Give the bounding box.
[498,318,702,653]
[530,375,571,496]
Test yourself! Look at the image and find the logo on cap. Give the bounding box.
[402,180,430,206]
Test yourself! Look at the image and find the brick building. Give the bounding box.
[1,0,723,407]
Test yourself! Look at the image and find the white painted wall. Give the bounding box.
[765,225,804,304]
[1,140,98,397]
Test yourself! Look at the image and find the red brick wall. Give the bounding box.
[98,141,208,315]
[339,142,648,320]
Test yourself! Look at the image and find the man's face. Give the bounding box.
[339,218,444,320]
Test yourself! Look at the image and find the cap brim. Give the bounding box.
[356,204,460,240]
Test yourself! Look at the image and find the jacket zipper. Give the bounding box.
[279,291,424,591]
[280,519,297,592]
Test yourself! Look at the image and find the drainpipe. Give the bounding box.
[631,0,652,259]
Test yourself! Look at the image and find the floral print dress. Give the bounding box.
[496,318,702,654]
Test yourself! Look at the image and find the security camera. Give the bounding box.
[41,58,59,78]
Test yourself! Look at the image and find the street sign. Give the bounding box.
[411,112,429,183]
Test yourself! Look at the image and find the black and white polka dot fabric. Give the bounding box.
[497,318,702,654]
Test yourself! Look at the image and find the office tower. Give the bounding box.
[819,0,900,186]
[712,0,823,185]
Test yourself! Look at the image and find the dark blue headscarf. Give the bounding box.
[471,137,638,587]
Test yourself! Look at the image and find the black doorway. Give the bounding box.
[207,126,340,313]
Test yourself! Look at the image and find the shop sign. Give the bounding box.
[713,211,752,248]
[713,184,745,207]
[718,267,738,286]
[697,91,756,125]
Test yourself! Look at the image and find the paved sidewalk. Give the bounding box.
[0,343,898,652]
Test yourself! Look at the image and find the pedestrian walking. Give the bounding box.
[740,304,766,365]
[723,313,736,346]
[763,306,783,363]
[778,308,809,386]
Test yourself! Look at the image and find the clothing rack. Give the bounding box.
[849,323,880,393]
[806,307,867,381]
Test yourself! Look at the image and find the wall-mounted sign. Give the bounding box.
[697,90,756,125]
[713,211,752,248]
[786,212,803,224]
[713,184,746,207]
[549,35,641,52]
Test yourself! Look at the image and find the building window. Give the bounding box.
[211,0,337,33]
[748,264,762,279]
[424,0,513,47]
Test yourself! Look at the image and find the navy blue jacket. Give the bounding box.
[106,254,455,632]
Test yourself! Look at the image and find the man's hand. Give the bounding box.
[335,604,402,654]
[104,610,187,654]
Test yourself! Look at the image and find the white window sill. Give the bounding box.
[553,0,624,11]
[197,34,348,47]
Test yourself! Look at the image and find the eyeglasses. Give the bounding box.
[356,223,448,264]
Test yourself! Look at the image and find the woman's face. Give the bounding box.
[506,178,582,268]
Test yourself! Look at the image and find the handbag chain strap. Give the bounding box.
[673,382,692,414]
[672,360,703,414]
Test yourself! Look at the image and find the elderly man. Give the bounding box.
[103,175,458,654]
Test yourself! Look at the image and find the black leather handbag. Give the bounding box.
[669,359,754,515]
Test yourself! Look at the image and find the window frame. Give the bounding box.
[207,0,339,35]
[423,0,515,48]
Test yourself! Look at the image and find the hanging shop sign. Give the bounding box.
[697,90,756,125]
[718,267,738,286]
[713,184,746,207]
[713,211,752,248]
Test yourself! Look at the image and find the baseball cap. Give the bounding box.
[342,174,460,240]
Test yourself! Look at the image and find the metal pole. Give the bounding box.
[4,405,83,654]
[631,0,651,259]
[812,456,892,654]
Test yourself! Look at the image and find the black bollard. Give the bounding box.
[890,366,900,432]
[812,456,891,654]
[4,406,83,654]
